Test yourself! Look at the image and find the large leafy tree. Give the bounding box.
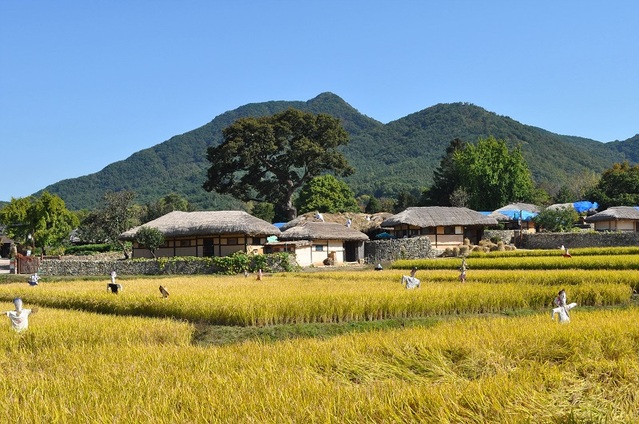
[534,206,579,232]
[420,138,466,206]
[0,191,78,255]
[295,174,359,214]
[203,108,353,221]
[453,136,535,210]
[586,162,639,210]
[76,191,138,258]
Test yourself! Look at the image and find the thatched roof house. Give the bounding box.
[279,222,369,241]
[381,207,498,247]
[266,222,369,267]
[585,206,639,232]
[120,211,280,258]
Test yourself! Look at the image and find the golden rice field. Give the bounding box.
[0,271,633,325]
[1,251,639,422]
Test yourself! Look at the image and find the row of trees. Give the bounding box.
[0,191,186,257]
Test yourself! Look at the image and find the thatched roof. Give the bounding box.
[585,206,639,222]
[265,240,312,248]
[280,212,391,232]
[488,211,512,222]
[279,222,369,241]
[120,211,280,240]
[494,203,541,213]
[382,207,498,227]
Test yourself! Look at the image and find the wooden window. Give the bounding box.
[180,240,191,247]
[315,245,324,252]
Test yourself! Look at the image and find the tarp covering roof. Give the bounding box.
[547,201,599,213]
[494,203,541,214]
[493,209,538,221]
[573,201,599,213]
[382,207,498,228]
[120,211,280,240]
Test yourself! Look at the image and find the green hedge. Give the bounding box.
[65,244,116,255]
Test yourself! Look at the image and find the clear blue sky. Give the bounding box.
[1,1,638,202]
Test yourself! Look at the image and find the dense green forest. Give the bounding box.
[33,92,637,211]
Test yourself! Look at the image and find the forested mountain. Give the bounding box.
[36,93,637,210]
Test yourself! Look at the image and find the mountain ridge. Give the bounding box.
[34,92,637,210]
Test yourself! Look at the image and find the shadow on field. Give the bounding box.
[192,317,441,346]
[191,300,639,347]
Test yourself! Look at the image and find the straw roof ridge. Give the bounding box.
[279,222,369,241]
[279,212,391,232]
[382,206,498,227]
[585,206,639,222]
[120,210,280,239]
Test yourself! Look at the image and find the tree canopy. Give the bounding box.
[135,226,165,259]
[203,108,353,221]
[0,191,78,255]
[420,138,466,206]
[295,174,360,215]
[453,136,535,210]
[76,191,138,258]
[534,207,579,232]
[141,193,193,223]
[585,162,639,210]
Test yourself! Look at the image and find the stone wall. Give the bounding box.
[520,231,639,249]
[364,236,435,264]
[483,229,516,244]
[37,256,292,276]
[37,260,198,276]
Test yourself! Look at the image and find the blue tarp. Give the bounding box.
[498,209,538,221]
[273,222,287,229]
[375,232,394,239]
[573,201,599,213]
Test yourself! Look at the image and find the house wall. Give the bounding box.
[293,246,313,267]
[131,234,268,258]
[289,240,347,267]
[593,219,637,232]
[389,225,466,248]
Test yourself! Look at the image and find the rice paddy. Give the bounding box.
[1,248,638,422]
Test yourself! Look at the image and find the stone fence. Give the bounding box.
[520,231,639,249]
[37,260,207,276]
[36,255,292,276]
[364,236,435,264]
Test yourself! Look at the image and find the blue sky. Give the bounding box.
[1,1,638,202]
